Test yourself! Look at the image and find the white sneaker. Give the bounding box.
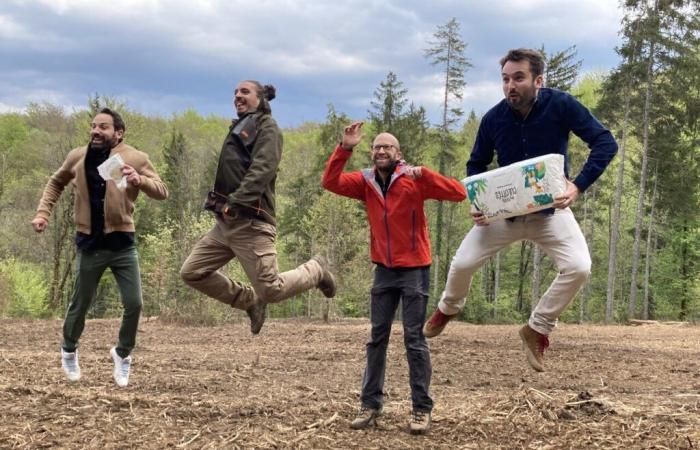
[61,349,81,381]
[110,347,132,387]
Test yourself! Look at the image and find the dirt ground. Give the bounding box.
[1,317,699,449]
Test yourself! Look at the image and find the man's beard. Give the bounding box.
[90,136,118,151]
[507,94,534,110]
[375,159,398,175]
[506,86,537,111]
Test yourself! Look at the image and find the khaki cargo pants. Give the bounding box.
[180,215,324,310]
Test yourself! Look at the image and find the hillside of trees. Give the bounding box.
[1,2,698,324]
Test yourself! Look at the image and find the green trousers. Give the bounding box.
[62,246,142,357]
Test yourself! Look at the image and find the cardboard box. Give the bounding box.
[462,154,566,223]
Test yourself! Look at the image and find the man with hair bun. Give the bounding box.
[180,80,336,334]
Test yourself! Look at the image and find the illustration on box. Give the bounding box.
[463,154,566,222]
[522,161,555,207]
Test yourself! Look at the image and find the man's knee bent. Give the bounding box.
[566,259,591,285]
[450,254,483,273]
[180,264,208,285]
[254,282,284,303]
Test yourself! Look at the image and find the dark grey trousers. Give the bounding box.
[360,265,433,412]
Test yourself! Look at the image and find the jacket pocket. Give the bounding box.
[103,184,132,229]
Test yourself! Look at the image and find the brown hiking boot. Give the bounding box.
[311,255,337,298]
[519,324,550,372]
[423,308,456,338]
[246,300,267,335]
[409,410,431,435]
[350,406,382,430]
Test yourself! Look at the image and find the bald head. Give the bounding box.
[373,132,400,151]
[371,132,402,173]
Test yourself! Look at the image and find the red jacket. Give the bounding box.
[322,144,466,268]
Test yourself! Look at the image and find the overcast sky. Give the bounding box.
[0,0,624,128]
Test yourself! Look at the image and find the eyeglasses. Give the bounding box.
[371,144,397,152]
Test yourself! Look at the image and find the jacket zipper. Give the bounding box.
[412,210,416,251]
[384,198,392,267]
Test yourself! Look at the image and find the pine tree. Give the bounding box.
[367,72,429,164]
[424,17,472,297]
[540,45,583,91]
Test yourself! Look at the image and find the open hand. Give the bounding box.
[404,166,422,180]
[342,121,364,150]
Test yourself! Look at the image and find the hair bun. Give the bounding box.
[263,84,276,101]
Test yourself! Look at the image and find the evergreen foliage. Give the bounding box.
[1,14,698,324]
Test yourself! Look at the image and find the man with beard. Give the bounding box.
[423,48,618,372]
[322,122,466,434]
[180,80,337,335]
[32,108,168,387]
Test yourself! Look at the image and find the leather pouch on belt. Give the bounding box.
[203,191,229,215]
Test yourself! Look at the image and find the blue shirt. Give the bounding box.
[467,88,618,193]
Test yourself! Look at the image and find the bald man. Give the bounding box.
[322,122,466,434]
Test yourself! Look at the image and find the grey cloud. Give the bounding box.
[1,0,622,127]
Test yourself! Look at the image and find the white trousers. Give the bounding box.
[438,208,591,335]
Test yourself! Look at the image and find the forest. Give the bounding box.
[0,1,698,326]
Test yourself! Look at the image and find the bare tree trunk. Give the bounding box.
[581,185,597,323]
[605,7,645,323]
[432,253,440,306]
[433,34,455,299]
[531,245,543,310]
[516,241,531,313]
[492,251,500,319]
[642,164,658,320]
[48,191,75,312]
[321,209,340,322]
[443,202,456,283]
[648,232,658,319]
[0,153,5,208]
[679,219,689,320]
[434,200,444,292]
[629,37,656,319]
[606,91,631,322]
[481,263,489,306]
[306,242,312,318]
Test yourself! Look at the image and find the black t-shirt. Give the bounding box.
[374,163,397,198]
[75,144,134,251]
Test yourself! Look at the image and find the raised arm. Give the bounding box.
[321,121,366,200]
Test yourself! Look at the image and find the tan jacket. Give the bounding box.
[35,141,168,234]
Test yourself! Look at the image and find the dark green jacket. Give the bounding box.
[213,111,282,226]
